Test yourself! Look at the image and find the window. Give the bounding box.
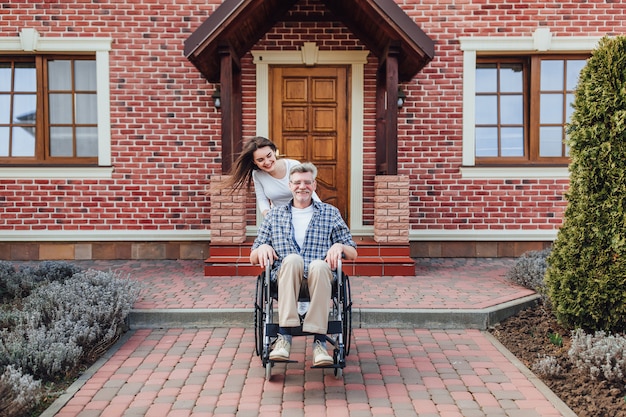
[459,29,600,179]
[1,56,98,164]
[0,28,112,178]
[475,56,587,165]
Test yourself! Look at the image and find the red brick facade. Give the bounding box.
[1,0,622,260]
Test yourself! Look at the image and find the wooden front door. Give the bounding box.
[270,66,350,222]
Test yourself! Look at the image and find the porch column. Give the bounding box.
[374,175,410,243]
[209,175,246,244]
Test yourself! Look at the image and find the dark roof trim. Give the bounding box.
[184,0,434,83]
[373,0,435,59]
[184,0,258,61]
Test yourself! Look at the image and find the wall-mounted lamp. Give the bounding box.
[397,87,406,108]
[212,87,221,109]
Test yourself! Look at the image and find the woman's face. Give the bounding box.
[252,146,277,173]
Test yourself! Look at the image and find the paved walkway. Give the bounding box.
[42,258,577,417]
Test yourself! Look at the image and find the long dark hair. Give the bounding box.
[224,136,278,191]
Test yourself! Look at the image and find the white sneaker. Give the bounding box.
[313,340,333,366]
[269,334,291,361]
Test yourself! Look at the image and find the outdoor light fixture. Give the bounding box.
[212,87,221,109]
[397,87,406,108]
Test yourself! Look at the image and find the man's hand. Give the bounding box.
[324,243,344,270]
[250,244,277,269]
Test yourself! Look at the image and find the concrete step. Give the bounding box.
[127,294,540,330]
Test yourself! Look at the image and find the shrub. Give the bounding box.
[568,328,626,382]
[545,35,626,333]
[0,261,22,302]
[0,260,82,301]
[0,269,141,380]
[0,365,43,417]
[532,355,564,378]
[505,248,551,298]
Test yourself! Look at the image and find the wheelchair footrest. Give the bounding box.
[311,363,344,369]
[269,359,298,364]
[265,321,342,337]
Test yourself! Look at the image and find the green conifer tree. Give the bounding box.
[545,36,626,333]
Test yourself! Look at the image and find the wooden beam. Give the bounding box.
[385,42,400,175]
[219,46,243,173]
[375,41,400,175]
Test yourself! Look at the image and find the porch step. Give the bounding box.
[204,238,416,277]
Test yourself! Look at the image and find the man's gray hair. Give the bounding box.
[289,162,317,179]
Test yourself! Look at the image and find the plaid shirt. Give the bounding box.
[251,200,357,282]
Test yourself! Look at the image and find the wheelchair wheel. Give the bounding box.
[342,274,353,356]
[254,275,264,357]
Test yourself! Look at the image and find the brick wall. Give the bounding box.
[374,176,410,243]
[1,0,623,259]
[208,176,246,244]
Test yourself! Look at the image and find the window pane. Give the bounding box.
[13,94,36,125]
[0,127,8,156]
[566,93,575,120]
[14,63,36,92]
[566,60,587,90]
[540,93,564,124]
[501,127,524,156]
[76,127,98,156]
[0,63,11,92]
[0,94,9,123]
[50,126,73,156]
[500,64,523,93]
[540,127,564,157]
[49,93,73,124]
[12,126,35,156]
[541,60,564,90]
[75,61,97,90]
[475,127,498,157]
[476,65,497,93]
[48,60,72,90]
[76,94,97,123]
[500,95,523,124]
[475,96,497,124]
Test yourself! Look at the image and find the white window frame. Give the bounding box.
[0,28,113,179]
[459,28,601,179]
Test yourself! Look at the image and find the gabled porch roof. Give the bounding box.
[184,0,435,83]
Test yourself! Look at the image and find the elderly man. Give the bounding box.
[250,162,357,366]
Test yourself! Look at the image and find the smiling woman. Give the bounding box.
[223,136,320,217]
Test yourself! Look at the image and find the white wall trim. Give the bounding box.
[252,46,370,231]
[460,166,569,179]
[1,28,113,177]
[410,228,557,241]
[0,230,210,242]
[0,167,113,179]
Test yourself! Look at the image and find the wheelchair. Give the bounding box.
[254,258,353,380]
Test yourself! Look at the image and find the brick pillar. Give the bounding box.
[209,175,246,244]
[374,175,410,243]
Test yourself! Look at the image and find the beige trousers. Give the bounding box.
[277,254,332,334]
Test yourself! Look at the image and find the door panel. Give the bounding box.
[270,66,350,222]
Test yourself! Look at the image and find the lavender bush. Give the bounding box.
[505,248,551,301]
[568,328,626,382]
[0,365,43,417]
[0,262,142,416]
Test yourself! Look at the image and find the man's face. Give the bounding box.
[289,171,316,208]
